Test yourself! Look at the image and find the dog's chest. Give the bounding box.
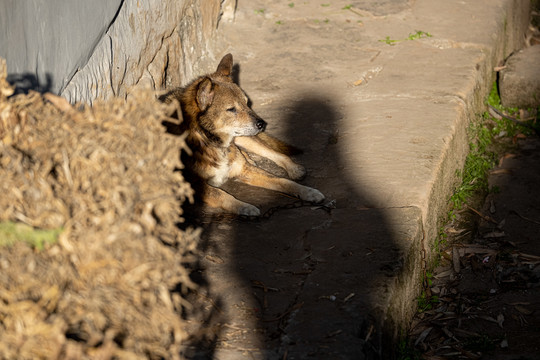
[206,146,241,187]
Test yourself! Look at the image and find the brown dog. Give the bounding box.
[161,54,324,216]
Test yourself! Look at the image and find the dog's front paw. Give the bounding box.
[300,186,325,203]
[238,204,261,217]
[286,163,307,180]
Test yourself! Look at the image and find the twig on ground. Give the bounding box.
[465,204,499,225]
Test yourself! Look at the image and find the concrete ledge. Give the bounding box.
[203,0,532,357]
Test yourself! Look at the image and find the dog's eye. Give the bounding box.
[227,107,237,113]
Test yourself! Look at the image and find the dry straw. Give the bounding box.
[0,58,206,359]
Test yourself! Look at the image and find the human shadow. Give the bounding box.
[189,63,409,359]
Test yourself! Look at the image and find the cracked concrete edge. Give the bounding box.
[381,0,531,346]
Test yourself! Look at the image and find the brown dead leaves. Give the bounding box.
[0,58,205,359]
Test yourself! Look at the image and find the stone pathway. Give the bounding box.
[185,1,532,358]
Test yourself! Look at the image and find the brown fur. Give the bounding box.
[161,54,324,216]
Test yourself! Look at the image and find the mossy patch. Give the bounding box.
[0,222,61,250]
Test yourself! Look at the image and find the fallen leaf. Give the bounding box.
[434,269,454,279]
[497,313,504,328]
[414,326,433,346]
[483,231,506,238]
[453,247,461,273]
[205,254,224,264]
[326,329,342,338]
[490,168,512,175]
[480,315,498,324]
[514,305,532,315]
[462,246,497,255]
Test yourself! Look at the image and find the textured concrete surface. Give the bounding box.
[0,0,231,103]
[185,0,532,358]
[500,45,540,108]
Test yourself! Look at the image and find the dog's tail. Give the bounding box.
[257,133,303,155]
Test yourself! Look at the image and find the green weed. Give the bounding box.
[0,221,62,250]
[417,290,438,313]
[397,337,423,360]
[432,226,448,259]
[254,9,265,15]
[379,30,432,45]
[288,2,295,8]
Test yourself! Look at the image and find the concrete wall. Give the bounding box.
[0,0,234,103]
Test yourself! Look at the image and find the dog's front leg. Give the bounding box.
[234,162,325,203]
[234,136,306,180]
[202,184,261,216]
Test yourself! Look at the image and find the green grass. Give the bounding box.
[432,226,448,256]
[0,221,62,250]
[450,82,529,210]
[450,120,496,210]
[417,270,439,313]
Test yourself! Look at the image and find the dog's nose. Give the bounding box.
[256,119,267,131]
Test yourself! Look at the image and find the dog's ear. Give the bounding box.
[215,53,233,78]
[197,77,214,111]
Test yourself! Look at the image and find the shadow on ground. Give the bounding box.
[183,69,416,359]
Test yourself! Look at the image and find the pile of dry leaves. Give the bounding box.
[0,58,205,359]
[407,153,540,358]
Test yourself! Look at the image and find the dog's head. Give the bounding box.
[195,54,267,141]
